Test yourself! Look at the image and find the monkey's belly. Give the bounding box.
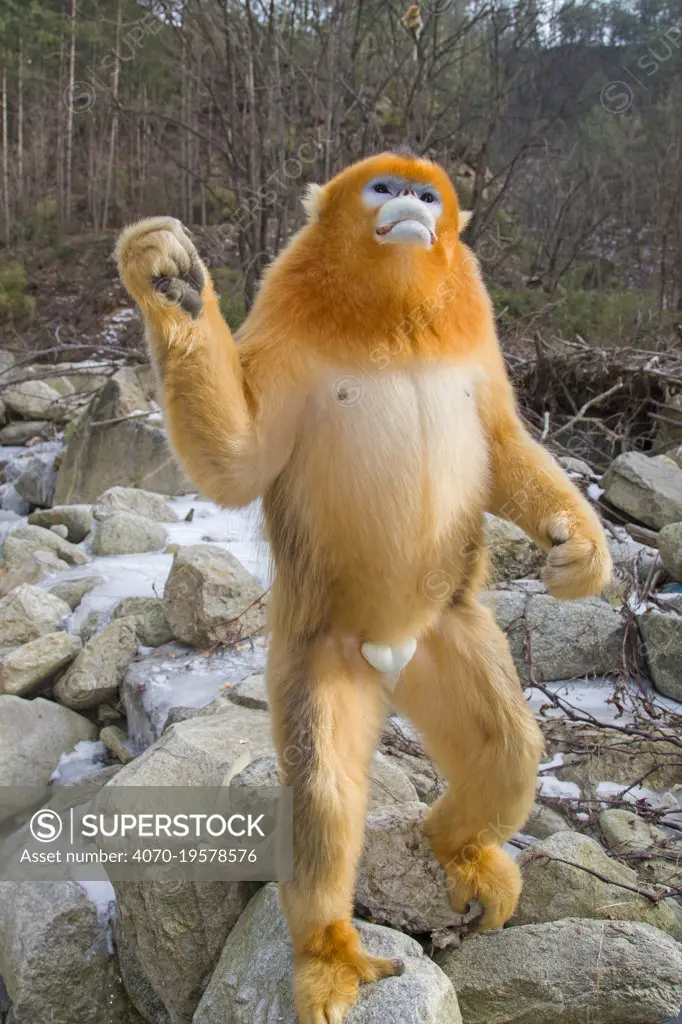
[289,362,489,640]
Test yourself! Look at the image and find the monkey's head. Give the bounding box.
[251,152,481,350]
[303,152,469,267]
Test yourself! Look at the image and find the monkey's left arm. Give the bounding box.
[480,374,612,599]
[116,218,300,508]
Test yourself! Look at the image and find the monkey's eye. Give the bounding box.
[373,183,391,195]
[420,191,436,204]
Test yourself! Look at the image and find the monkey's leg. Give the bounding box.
[116,217,296,506]
[394,597,543,931]
[268,631,405,1023]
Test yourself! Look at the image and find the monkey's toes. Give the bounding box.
[357,953,406,982]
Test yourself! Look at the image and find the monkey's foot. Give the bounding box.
[116,216,205,319]
[442,844,521,931]
[294,920,404,1024]
[541,511,613,599]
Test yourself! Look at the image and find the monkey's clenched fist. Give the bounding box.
[542,509,612,599]
[117,152,611,1023]
[116,216,205,320]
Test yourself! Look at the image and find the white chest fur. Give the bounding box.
[305,362,489,540]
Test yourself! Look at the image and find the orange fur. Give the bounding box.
[116,153,612,1022]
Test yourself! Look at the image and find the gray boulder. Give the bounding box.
[228,673,268,710]
[368,750,420,809]
[0,695,97,822]
[93,486,179,523]
[109,699,274,788]
[600,809,682,887]
[0,584,71,647]
[514,830,682,941]
[54,617,138,710]
[523,594,623,681]
[484,514,544,581]
[92,512,167,556]
[356,803,471,933]
[0,632,80,696]
[3,379,63,421]
[194,884,461,1024]
[524,801,573,840]
[655,522,682,580]
[49,574,105,610]
[113,598,173,647]
[29,505,93,543]
[108,701,274,1023]
[115,879,257,1024]
[2,524,88,570]
[439,918,682,1024]
[638,610,682,702]
[164,545,266,648]
[481,590,624,681]
[0,549,68,598]
[114,918,172,1024]
[53,366,191,503]
[0,880,140,1024]
[0,420,50,445]
[99,725,135,764]
[603,451,682,529]
[14,453,57,508]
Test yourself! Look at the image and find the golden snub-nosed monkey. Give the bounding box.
[116,152,612,1024]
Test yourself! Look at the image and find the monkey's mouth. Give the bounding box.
[376,219,437,246]
[375,196,437,249]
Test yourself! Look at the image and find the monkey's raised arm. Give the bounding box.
[480,370,612,599]
[116,218,299,508]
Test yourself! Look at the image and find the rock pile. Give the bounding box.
[0,363,681,1023]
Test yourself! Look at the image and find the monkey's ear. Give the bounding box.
[302,183,325,223]
[458,210,473,234]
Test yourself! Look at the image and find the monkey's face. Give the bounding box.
[363,174,440,250]
[309,154,463,264]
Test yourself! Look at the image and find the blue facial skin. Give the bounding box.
[362,176,443,219]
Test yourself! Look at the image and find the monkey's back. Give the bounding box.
[264,360,489,642]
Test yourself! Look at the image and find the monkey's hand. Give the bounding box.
[116,216,206,326]
[541,509,612,600]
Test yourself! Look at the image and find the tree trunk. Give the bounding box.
[65,0,77,229]
[1,68,9,248]
[102,0,122,230]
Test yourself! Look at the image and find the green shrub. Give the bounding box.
[212,265,247,330]
[0,260,35,326]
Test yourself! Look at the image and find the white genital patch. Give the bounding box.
[360,637,417,675]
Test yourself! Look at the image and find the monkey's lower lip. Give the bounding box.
[376,219,436,245]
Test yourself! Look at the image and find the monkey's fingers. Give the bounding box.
[116,216,206,319]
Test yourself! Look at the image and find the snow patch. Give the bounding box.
[51,741,108,784]
[537,776,581,801]
[78,880,116,954]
